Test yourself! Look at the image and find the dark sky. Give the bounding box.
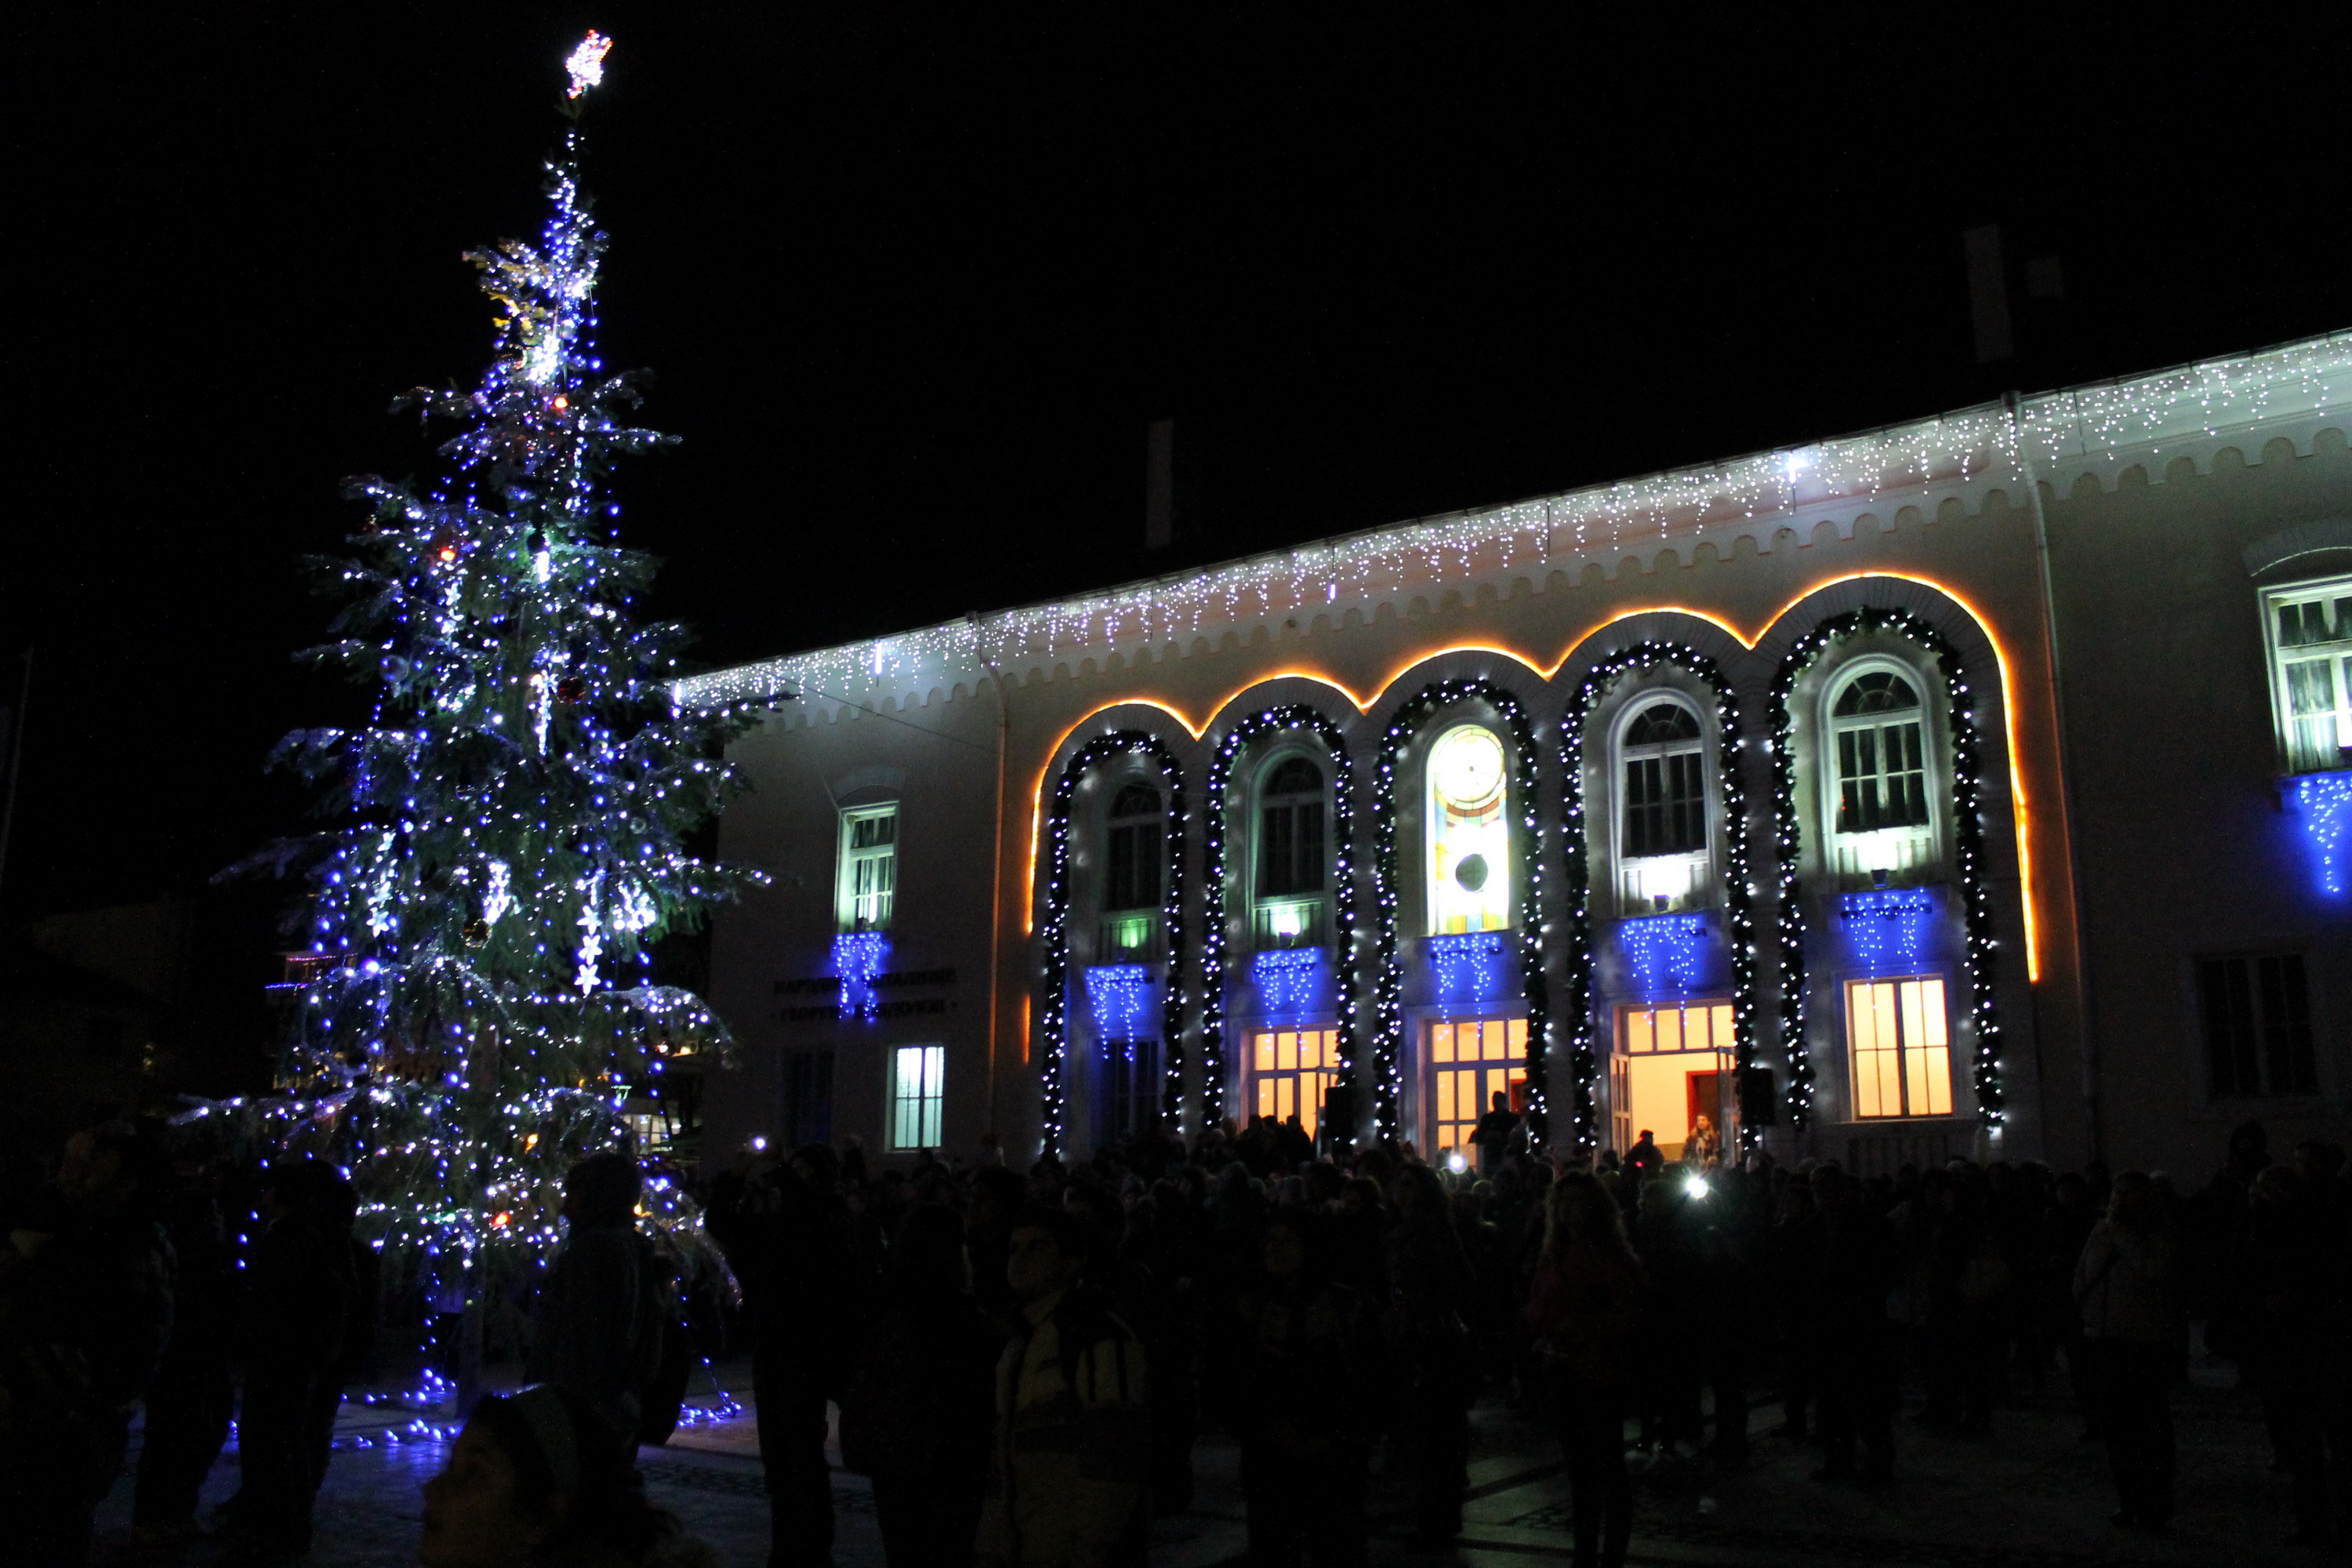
[5,2,2343,924]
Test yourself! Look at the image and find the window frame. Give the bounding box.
[1425,723,1514,935]
[885,1042,946,1152]
[836,802,900,932]
[1818,655,1942,887]
[1842,974,1955,1120]
[1102,780,1166,914]
[2195,949,2321,1100]
[1610,692,1712,914]
[1252,748,1331,949]
[2259,573,2352,776]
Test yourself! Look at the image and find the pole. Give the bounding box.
[2009,392,2103,1165]
[0,646,32,911]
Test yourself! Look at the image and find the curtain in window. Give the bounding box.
[1623,750,1708,856]
[1258,799,1326,895]
[1105,821,1163,911]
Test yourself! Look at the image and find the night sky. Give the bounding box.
[5,3,2343,925]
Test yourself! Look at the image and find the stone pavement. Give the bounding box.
[90,1358,2328,1567]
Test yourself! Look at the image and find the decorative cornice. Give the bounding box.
[678,331,2350,717]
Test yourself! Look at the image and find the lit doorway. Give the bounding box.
[1611,1001,1734,1160]
[1425,1016,1527,1156]
[1246,1027,1339,1141]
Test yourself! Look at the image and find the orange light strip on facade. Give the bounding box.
[1015,573,2042,981]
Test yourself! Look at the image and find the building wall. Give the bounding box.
[2044,432,2352,1170]
[695,358,2350,1174]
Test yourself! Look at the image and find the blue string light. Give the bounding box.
[1425,931,1508,1004]
[1084,964,1156,1044]
[2285,772,2351,897]
[1250,948,1325,1017]
[1617,913,1709,999]
[833,931,891,1020]
[1837,889,1938,974]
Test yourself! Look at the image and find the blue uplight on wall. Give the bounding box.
[1084,964,1156,1043]
[2287,773,2351,897]
[833,931,891,1021]
[1426,931,1509,1004]
[1250,948,1324,1016]
[1617,914,1708,1000]
[1836,889,1938,975]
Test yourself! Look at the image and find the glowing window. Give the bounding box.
[1621,700,1708,859]
[837,804,898,932]
[2261,575,2352,775]
[887,1044,945,1150]
[1247,1027,1341,1140]
[1831,672,1931,832]
[1845,977,1952,1119]
[1427,724,1511,935]
[1426,1016,1527,1151]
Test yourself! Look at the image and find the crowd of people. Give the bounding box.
[0,1109,2346,1567]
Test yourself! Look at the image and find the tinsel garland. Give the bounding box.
[1559,644,1758,1152]
[1037,731,1188,1153]
[1370,681,1548,1139]
[1768,608,2003,1127]
[1198,706,1358,1127]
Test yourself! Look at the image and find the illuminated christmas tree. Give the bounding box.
[239,32,769,1290]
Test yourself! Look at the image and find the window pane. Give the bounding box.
[1508,1017,1529,1055]
[1277,1031,1297,1071]
[1432,1022,1454,1064]
[1625,1010,1653,1054]
[1254,1031,1274,1072]
[1296,802,1326,893]
[1655,1007,1683,1054]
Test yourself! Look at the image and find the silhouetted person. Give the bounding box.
[221,1158,360,1563]
[978,1208,1151,1568]
[1472,1092,1519,1176]
[530,1152,655,1449]
[1220,1210,1378,1567]
[1809,1167,1896,1484]
[1624,1131,1661,1184]
[417,1385,714,1567]
[840,1205,1001,1566]
[131,1153,238,1548]
[1526,1172,1644,1568]
[706,1142,862,1568]
[2074,1170,2182,1529]
[0,1120,176,1564]
[2241,1163,2349,1547]
[1388,1164,1474,1544]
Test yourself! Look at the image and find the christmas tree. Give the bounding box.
[236,32,769,1293]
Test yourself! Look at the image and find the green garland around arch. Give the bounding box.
[1767,608,2004,1127]
[1198,706,1358,1127]
[1369,681,1548,1140]
[1037,731,1188,1155]
[1559,643,1759,1152]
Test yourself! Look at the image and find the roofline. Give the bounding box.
[677,327,2351,708]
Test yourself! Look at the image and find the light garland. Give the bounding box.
[1558,644,1759,1152]
[1037,731,1187,1153]
[675,336,2349,718]
[1250,949,1324,1017]
[834,931,890,1020]
[2285,772,2351,897]
[1769,608,2003,1127]
[1084,964,1155,1046]
[1370,681,1548,1140]
[1199,706,1357,1127]
[218,33,768,1319]
[1426,931,1508,1001]
[1837,888,1939,974]
[1617,914,1710,996]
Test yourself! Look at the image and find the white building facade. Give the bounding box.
[681,333,2351,1175]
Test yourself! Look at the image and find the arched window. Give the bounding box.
[1831,671,1929,831]
[1613,696,1711,914]
[1427,724,1511,934]
[1621,701,1706,858]
[1104,782,1163,912]
[1824,662,1938,885]
[1253,754,1327,948]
